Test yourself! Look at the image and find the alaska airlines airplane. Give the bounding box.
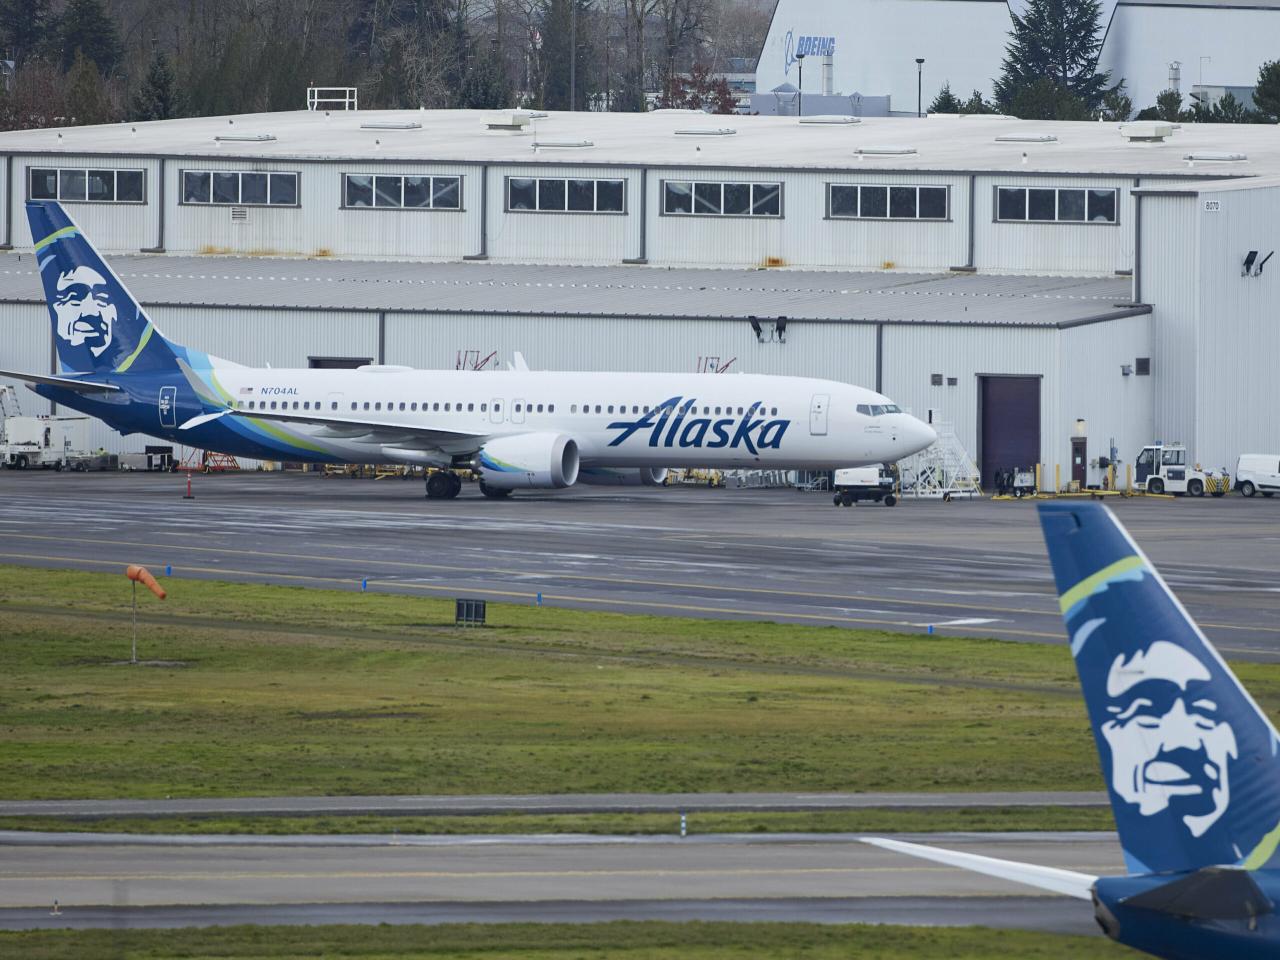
[866,502,1280,960]
[0,202,935,498]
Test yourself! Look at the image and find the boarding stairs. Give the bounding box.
[898,421,982,500]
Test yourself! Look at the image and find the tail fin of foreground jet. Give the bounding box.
[1038,502,1280,876]
[27,201,179,376]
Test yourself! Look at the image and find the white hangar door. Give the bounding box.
[809,393,829,436]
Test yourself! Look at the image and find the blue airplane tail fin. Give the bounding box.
[27,201,178,375]
[1038,502,1280,876]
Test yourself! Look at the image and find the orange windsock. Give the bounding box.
[125,565,167,600]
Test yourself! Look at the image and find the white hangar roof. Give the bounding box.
[0,254,1141,328]
[1,109,1278,180]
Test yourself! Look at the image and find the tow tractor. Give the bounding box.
[1134,442,1230,497]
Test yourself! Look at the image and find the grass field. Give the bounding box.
[3,565,1277,807]
[0,921,1140,959]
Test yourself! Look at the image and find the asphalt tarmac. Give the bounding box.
[1,471,1278,658]
[0,831,1120,935]
[0,789,1107,820]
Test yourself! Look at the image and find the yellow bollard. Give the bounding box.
[1125,463,1133,494]
[1036,463,1042,495]
[1054,464,1061,495]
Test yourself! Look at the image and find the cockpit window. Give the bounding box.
[857,404,871,416]
[884,404,901,413]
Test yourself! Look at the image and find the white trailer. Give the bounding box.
[0,415,89,470]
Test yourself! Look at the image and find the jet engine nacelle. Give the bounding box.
[476,432,580,489]
[577,467,669,487]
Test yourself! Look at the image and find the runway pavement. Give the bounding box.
[1,472,1279,657]
[0,831,1120,935]
[0,790,1107,820]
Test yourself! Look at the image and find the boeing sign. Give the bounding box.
[784,30,836,75]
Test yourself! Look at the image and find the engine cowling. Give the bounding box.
[476,433,580,489]
[577,467,669,487]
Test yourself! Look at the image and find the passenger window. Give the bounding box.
[771,407,777,415]
[375,402,382,411]
[480,403,487,412]
[571,404,578,413]
[514,403,521,412]
[399,402,406,411]
[363,402,370,410]
[411,403,418,411]
[468,403,474,412]
[351,403,357,410]
[595,405,602,414]
[247,401,255,410]
[549,404,555,413]
[331,402,338,410]
[537,404,544,413]
[607,405,614,414]
[445,403,451,412]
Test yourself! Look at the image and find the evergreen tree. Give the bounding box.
[0,0,52,66]
[1098,83,1132,121]
[58,0,123,76]
[1210,91,1252,123]
[64,48,114,124]
[1155,88,1182,122]
[129,50,183,121]
[540,0,593,110]
[961,89,996,114]
[1253,59,1280,121]
[928,82,963,113]
[459,37,512,108]
[993,0,1110,113]
[1007,76,1090,120]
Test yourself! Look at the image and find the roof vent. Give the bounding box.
[995,133,1057,143]
[675,127,736,136]
[1184,151,1247,162]
[799,115,861,125]
[855,145,917,156]
[533,139,594,149]
[214,133,276,142]
[487,112,531,131]
[1119,121,1173,142]
[360,120,422,131]
[958,113,1015,119]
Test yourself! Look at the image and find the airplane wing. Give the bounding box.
[861,837,1097,901]
[184,407,488,451]
[0,369,121,394]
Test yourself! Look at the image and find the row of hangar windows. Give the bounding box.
[238,397,783,416]
[26,165,1121,225]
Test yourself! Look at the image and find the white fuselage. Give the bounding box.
[215,366,936,470]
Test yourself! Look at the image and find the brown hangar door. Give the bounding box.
[979,376,1041,489]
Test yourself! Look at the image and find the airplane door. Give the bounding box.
[490,399,504,425]
[512,398,526,424]
[159,386,177,428]
[809,393,829,436]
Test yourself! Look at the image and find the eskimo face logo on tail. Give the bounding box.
[53,266,115,358]
[606,396,789,453]
[1099,639,1238,838]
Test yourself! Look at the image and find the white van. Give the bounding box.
[1235,455,1280,497]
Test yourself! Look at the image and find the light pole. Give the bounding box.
[796,53,805,116]
[916,58,925,118]
[569,1,577,111]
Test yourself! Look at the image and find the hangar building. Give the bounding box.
[0,108,1275,485]
[757,0,1280,118]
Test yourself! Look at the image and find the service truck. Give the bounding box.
[1134,442,1230,496]
[832,466,897,507]
[0,415,89,470]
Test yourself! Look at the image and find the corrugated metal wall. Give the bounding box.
[1192,185,1280,469]
[162,159,480,259]
[1058,313,1154,475]
[0,304,52,415]
[973,174,1136,274]
[646,167,969,270]
[158,306,379,367]
[385,312,877,384]
[10,155,161,252]
[880,324,1057,473]
[1140,193,1200,456]
[486,165,642,263]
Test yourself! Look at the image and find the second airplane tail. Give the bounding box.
[28,200,178,377]
[1039,502,1280,875]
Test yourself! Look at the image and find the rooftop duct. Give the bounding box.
[1119,121,1173,142]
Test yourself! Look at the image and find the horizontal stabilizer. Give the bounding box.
[1122,865,1274,921]
[0,368,121,393]
[862,837,1096,901]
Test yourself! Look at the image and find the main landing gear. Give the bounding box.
[478,480,512,499]
[425,471,463,499]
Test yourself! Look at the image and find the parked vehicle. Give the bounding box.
[1235,454,1280,498]
[1133,442,1229,496]
[832,465,897,507]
